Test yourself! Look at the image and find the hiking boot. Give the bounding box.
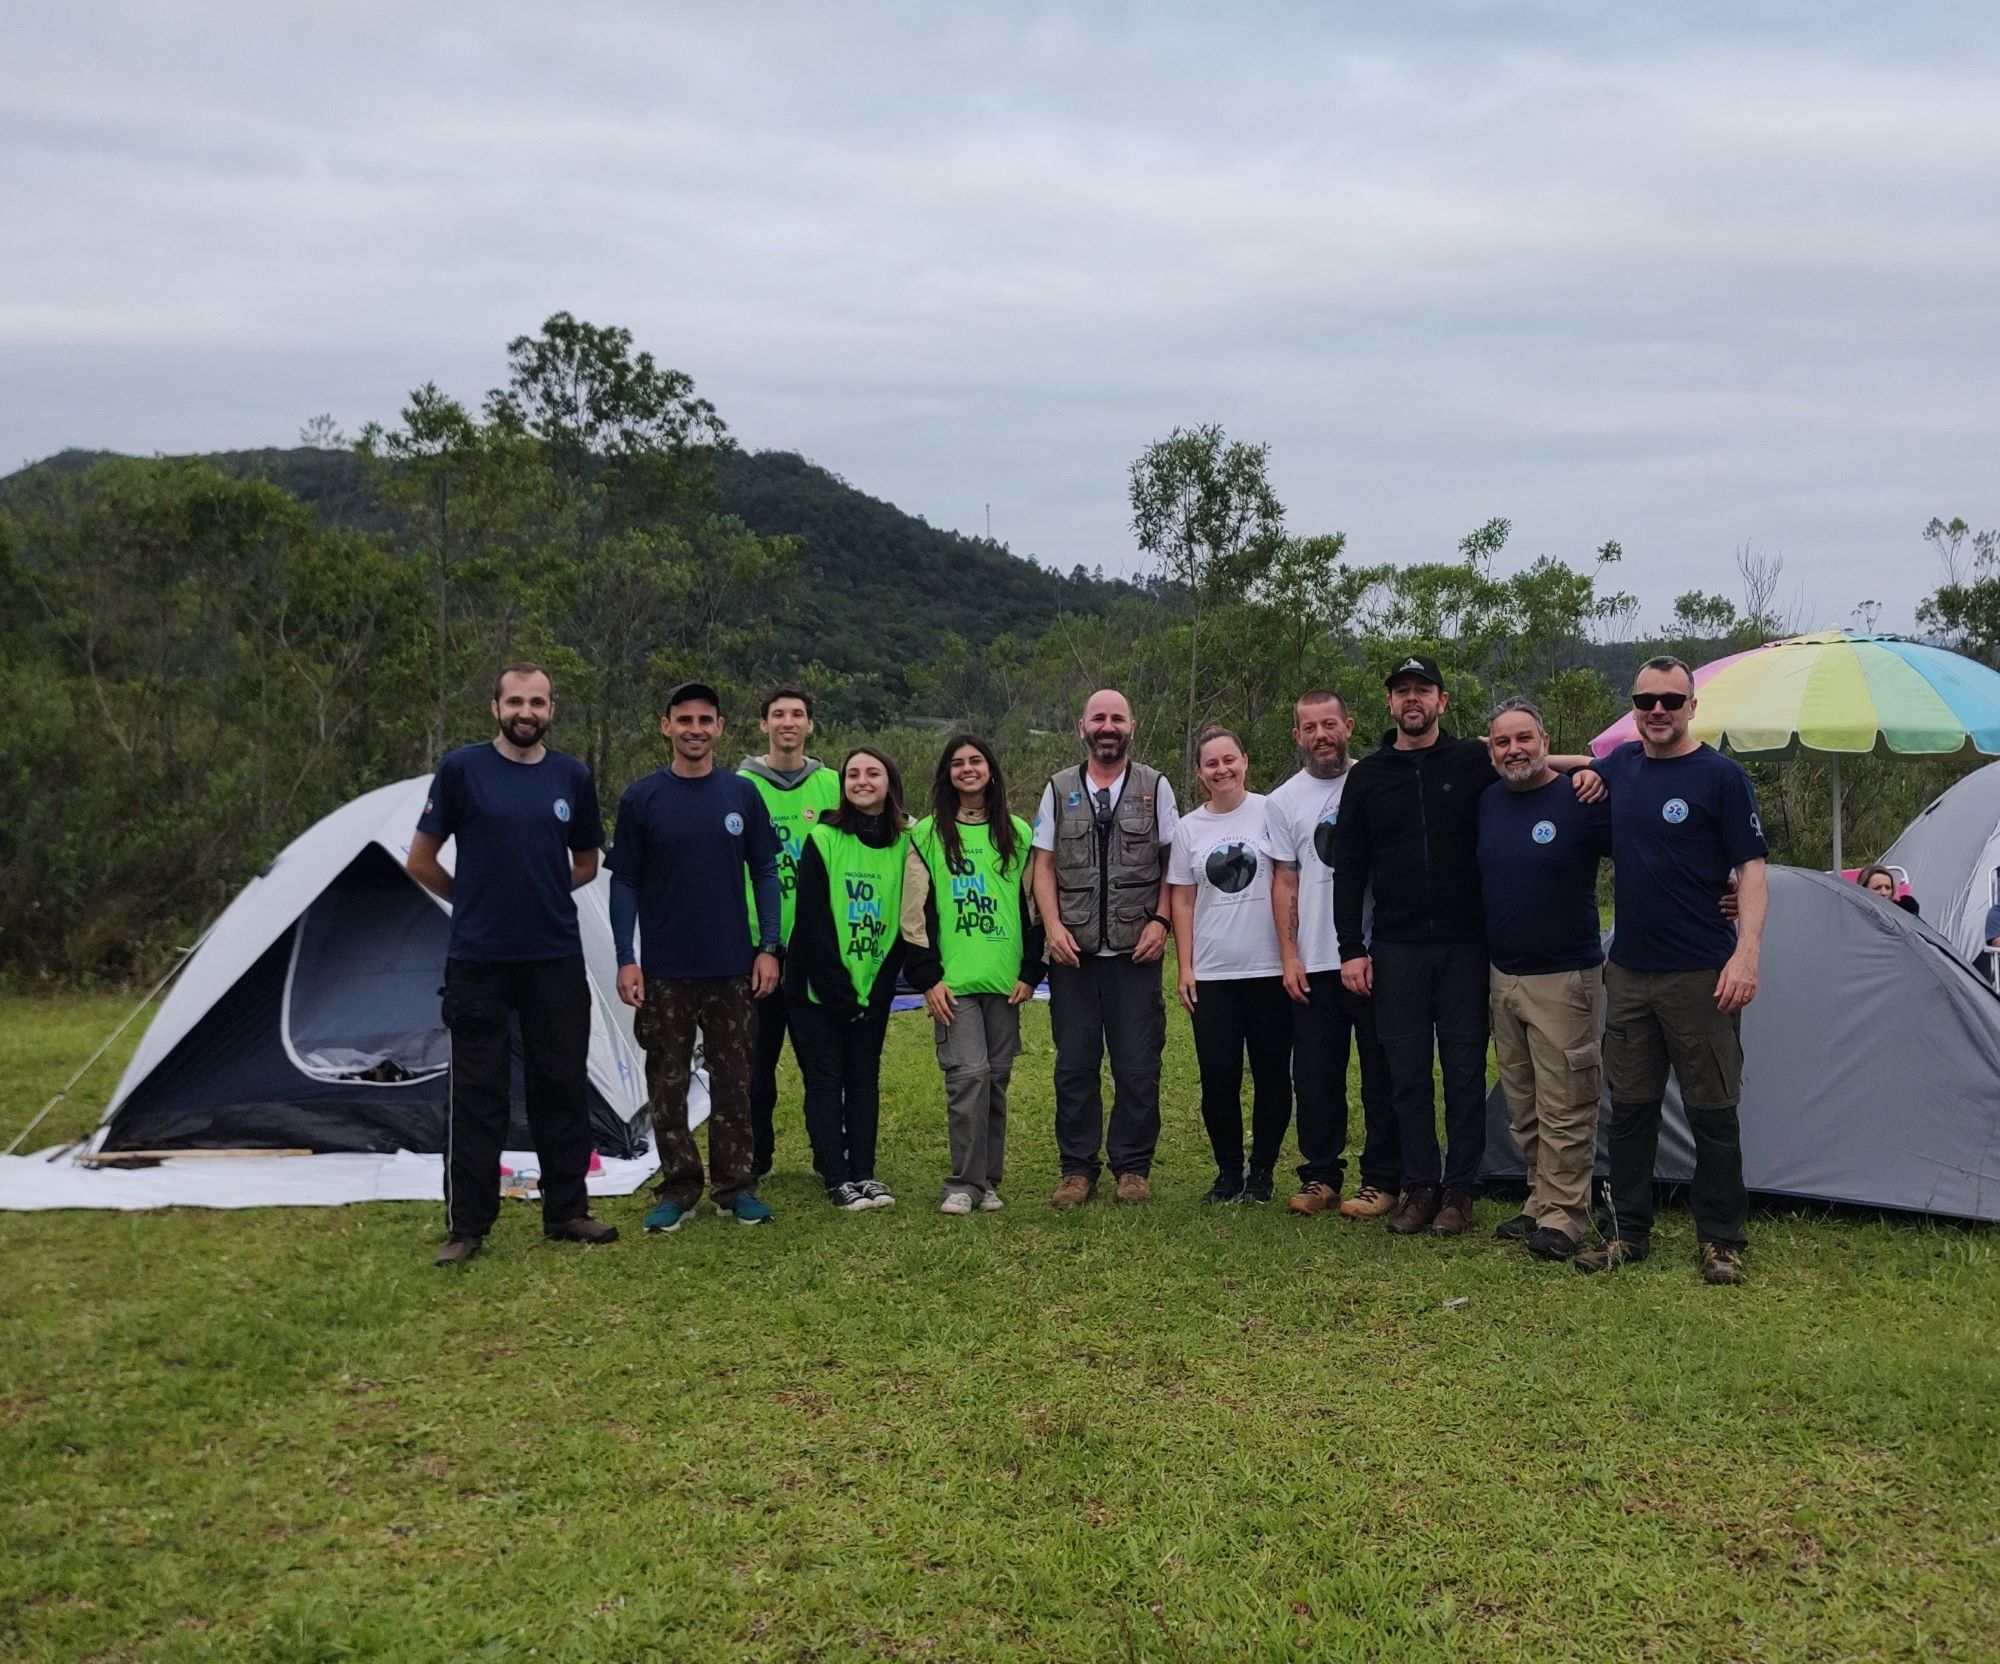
[1288,1181,1340,1217]
[1114,1172,1151,1205]
[544,1216,618,1245]
[856,1179,896,1210]
[828,1182,872,1212]
[1527,1226,1578,1262]
[1574,1237,1649,1274]
[1492,1212,1535,1242]
[1338,1186,1398,1220]
[1700,1243,1746,1286]
[1051,1173,1096,1208]
[979,1189,1005,1212]
[1202,1174,1245,1205]
[1430,1189,1476,1237]
[1240,1170,1275,1205]
[433,1235,482,1266]
[1387,1186,1440,1235]
[643,1200,693,1233]
[940,1190,975,1216]
[718,1193,774,1226]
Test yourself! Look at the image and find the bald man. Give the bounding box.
[1031,690,1179,1206]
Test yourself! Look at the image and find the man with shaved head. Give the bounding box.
[1031,689,1179,1206]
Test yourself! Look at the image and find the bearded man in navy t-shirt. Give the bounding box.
[1578,655,1768,1286]
[406,662,616,1266]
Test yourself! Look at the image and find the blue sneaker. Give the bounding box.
[643,1199,692,1233]
[720,1192,774,1226]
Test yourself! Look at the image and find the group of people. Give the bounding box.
[411,650,1771,1287]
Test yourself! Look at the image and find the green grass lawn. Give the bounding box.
[3,990,1997,1662]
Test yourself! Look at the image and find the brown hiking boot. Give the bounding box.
[1430,1189,1476,1237]
[1050,1173,1096,1208]
[1338,1186,1398,1220]
[1574,1237,1649,1274]
[433,1235,483,1266]
[1387,1186,1441,1235]
[545,1216,619,1245]
[1288,1181,1339,1216]
[1115,1172,1151,1205]
[1700,1243,1746,1286]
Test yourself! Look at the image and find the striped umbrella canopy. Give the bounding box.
[1590,630,2000,868]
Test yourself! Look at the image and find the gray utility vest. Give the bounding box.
[1047,762,1165,956]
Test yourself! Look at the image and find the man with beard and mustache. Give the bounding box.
[1335,656,1603,1238]
[407,662,618,1266]
[1477,697,1613,1262]
[1031,688,1179,1206]
[1265,691,1399,1219]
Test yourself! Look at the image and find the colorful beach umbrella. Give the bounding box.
[1589,631,2000,868]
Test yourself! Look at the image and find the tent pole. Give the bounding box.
[1829,755,1844,872]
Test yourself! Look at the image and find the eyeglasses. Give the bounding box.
[1631,691,1690,712]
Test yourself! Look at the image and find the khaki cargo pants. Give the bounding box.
[1490,965,1602,1241]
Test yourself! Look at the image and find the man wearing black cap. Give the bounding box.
[608,681,784,1232]
[1334,656,1601,1237]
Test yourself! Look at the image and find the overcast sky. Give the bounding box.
[6,2,1996,631]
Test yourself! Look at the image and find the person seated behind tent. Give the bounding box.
[1856,863,1920,917]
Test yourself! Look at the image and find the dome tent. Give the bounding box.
[1881,759,2000,975]
[1482,867,2000,1222]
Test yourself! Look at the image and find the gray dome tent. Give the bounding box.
[1882,759,2000,981]
[1483,867,2000,1222]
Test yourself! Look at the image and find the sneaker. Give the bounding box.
[643,1200,693,1234]
[1114,1172,1151,1205]
[1700,1243,1746,1286]
[940,1191,975,1216]
[1050,1173,1096,1208]
[719,1193,774,1226]
[433,1235,483,1266]
[1240,1170,1275,1205]
[828,1182,872,1212]
[979,1190,1005,1212]
[1338,1186,1399,1220]
[1430,1189,1476,1237]
[1387,1186,1441,1235]
[1527,1226,1578,1261]
[544,1216,618,1245]
[1288,1181,1340,1217]
[1574,1237,1649,1274]
[1492,1212,1535,1242]
[856,1179,895,1210]
[1202,1174,1245,1205]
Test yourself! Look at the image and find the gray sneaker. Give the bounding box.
[978,1190,1004,1212]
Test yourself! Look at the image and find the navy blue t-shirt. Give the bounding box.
[1599,741,1767,972]
[415,743,603,963]
[607,768,781,980]
[1476,775,1612,975]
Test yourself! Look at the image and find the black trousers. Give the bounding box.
[1048,955,1166,1179]
[1369,940,1490,1194]
[1188,975,1294,1182]
[1292,969,1399,1192]
[749,979,797,1178]
[441,954,593,1239]
[789,996,890,1190]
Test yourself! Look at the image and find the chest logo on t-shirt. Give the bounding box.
[1204,841,1259,894]
[724,812,744,835]
[803,807,818,821]
[553,798,571,823]
[1662,798,1689,825]
[1313,809,1339,868]
[1532,820,1556,844]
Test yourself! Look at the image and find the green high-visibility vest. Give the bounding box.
[912,814,1033,996]
[740,762,842,945]
[805,821,908,1004]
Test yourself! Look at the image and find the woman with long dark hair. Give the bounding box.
[901,735,1044,1214]
[786,746,910,1210]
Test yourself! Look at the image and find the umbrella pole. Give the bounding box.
[1829,755,1844,872]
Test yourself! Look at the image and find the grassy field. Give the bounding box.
[3,990,1997,1663]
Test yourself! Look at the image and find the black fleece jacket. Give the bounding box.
[783,812,906,1021]
[1333,732,1496,959]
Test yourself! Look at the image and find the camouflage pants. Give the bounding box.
[635,975,759,1207]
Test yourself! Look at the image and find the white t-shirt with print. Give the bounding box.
[1262,767,1351,974]
[1167,794,1283,981]
[1032,769,1181,957]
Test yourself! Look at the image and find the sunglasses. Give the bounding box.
[1631,691,1690,712]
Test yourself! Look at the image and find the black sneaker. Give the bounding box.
[1527,1226,1578,1261]
[1240,1170,1275,1204]
[828,1182,872,1212]
[1492,1212,1535,1242]
[1202,1175,1245,1205]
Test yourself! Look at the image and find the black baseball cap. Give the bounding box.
[1384,655,1446,691]
[664,679,723,714]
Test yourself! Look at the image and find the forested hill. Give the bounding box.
[6,445,1135,692]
